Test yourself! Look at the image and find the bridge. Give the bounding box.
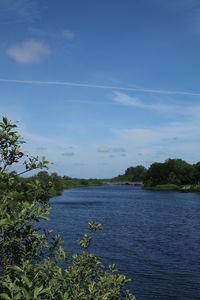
[108,181,143,186]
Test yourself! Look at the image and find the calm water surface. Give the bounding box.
[49,185,200,300]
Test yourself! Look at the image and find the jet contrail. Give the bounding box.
[0,78,200,96]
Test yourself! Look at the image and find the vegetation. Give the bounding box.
[1,171,105,205]
[62,177,105,190]
[145,184,180,191]
[143,159,200,191]
[113,165,147,182]
[15,172,105,201]
[113,159,200,192]
[0,117,135,299]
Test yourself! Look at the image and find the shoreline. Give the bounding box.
[143,184,200,193]
[52,182,200,199]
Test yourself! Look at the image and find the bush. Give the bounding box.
[0,117,135,300]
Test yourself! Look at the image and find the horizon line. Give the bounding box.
[0,78,200,96]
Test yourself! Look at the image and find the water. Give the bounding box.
[49,185,200,300]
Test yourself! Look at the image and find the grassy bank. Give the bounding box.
[143,183,200,192]
[13,174,106,202]
[62,178,106,190]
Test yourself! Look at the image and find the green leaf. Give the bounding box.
[9,265,23,273]
[63,292,69,300]
[2,116,8,125]
[22,275,32,288]
[33,286,43,299]
[0,219,8,226]
[0,293,11,300]
[40,215,49,221]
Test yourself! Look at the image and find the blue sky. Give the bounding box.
[1,0,200,178]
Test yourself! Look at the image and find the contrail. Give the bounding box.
[0,78,200,96]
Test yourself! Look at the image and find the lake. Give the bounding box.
[49,185,200,300]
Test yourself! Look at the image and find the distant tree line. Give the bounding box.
[143,159,200,188]
[0,171,105,204]
[113,165,147,182]
[113,159,200,189]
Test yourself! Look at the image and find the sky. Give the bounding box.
[1,0,200,178]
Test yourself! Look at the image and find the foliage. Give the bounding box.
[143,158,200,188]
[113,165,147,182]
[145,184,179,191]
[62,177,105,189]
[112,158,200,191]
[0,117,135,299]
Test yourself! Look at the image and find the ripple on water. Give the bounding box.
[49,185,200,300]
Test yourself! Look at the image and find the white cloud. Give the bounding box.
[111,119,200,162]
[7,40,50,64]
[113,91,175,112]
[114,92,143,107]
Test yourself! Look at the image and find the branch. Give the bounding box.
[14,167,37,177]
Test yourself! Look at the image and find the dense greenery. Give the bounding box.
[0,117,135,299]
[15,172,105,201]
[143,158,200,190]
[113,165,147,182]
[113,159,200,191]
[62,177,105,189]
[2,171,106,205]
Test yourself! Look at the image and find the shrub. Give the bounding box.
[0,117,135,300]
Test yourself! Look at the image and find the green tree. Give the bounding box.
[143,159,196,187]
[113,165,146,182]
[143,162,169,186]
[194,162,200,184]
[124,166,147,182]
[0,117,135,300]
[167,172,180,185]
[165,159,195,185]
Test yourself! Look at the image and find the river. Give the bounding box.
[49,185,200,300]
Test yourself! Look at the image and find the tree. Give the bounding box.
[143,162,169,186]
[143,159,196,187]
[165,159,195,185]
[194,162,200,184]
[125,165,147,182]
[0,117,135,299]
[113,165,147,182]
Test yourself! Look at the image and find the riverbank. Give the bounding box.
[62,178,106,189]
[61,180,200,194]
[51,177,200,198]
[50,178,107,197]
[143,183,200,192]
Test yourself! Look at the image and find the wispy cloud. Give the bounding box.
[113,91,174,112]
[109,119,200,165]
[112,120,200,149]
[97,146,126,153]
[30,28,75,40]
[0,78,200,97]
[62,29,75,40]
[37,146,47,151]
[113,91,200,118]
[62,152,74,156]
[7,40,50,64]
[0,0,39,24]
